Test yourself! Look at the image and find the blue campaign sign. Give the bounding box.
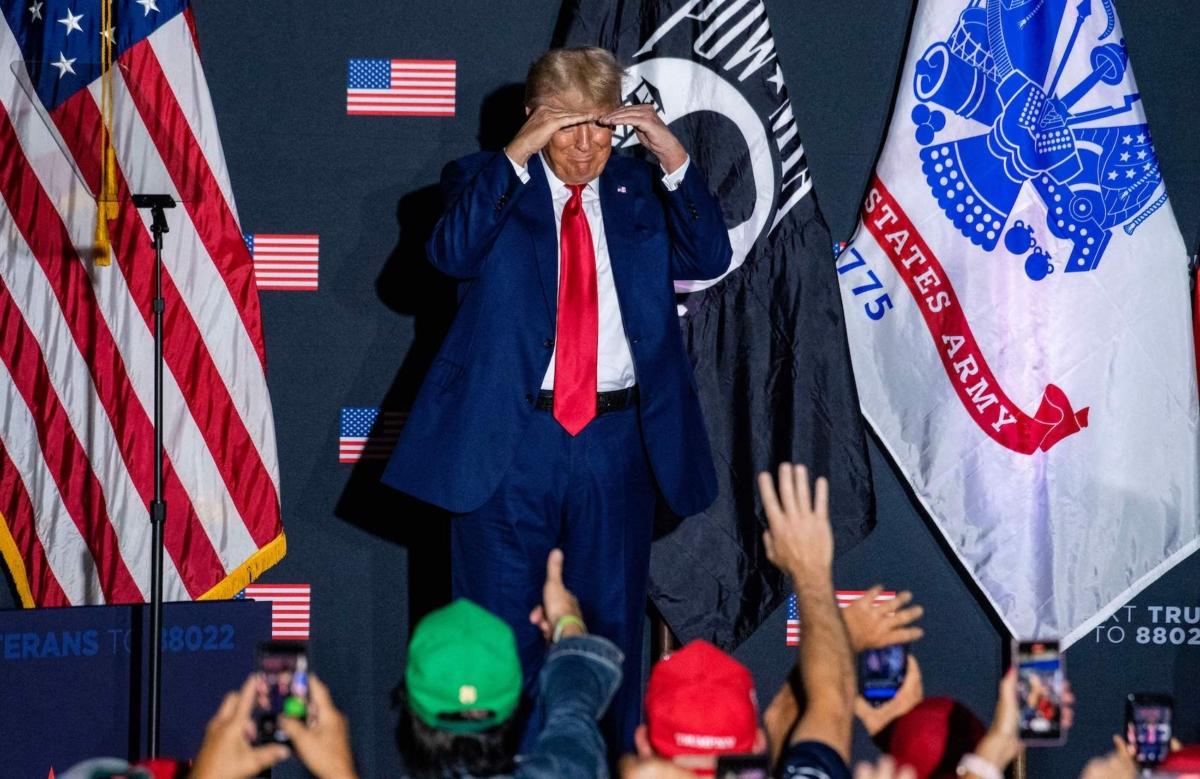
[0,599,271,775]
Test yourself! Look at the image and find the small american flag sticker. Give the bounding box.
[339,407,407,463]
[239,583,312,640]
[785,590,897,646]
[347,59,456,116]
[245,234,319,291]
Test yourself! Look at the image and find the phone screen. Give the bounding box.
[714,753,769,779]
[1015,640,1063,743]
[1126,694,1173,766]
[860,644,907,705]
[254,642,309,745]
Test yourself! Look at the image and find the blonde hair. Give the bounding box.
[524,47,625,110]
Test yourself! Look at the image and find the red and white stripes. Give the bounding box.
[0,11,284,606]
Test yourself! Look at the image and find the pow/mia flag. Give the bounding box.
[558,0,875,649]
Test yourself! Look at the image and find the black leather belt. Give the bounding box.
[535,386,639,414]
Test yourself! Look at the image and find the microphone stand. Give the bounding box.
[132,193,176,759]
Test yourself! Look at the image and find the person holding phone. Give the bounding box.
[1126,693,1174,767]
[191,548,621,779]
[190,672,357,779]
[763,585,925,768]
[396,549,623,779]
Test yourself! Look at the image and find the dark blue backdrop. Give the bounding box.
[3,1,1198,776]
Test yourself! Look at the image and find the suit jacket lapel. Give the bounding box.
[523,155,559,322]
[598,162,640,313]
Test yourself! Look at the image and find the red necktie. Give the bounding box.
[553,183,598,436]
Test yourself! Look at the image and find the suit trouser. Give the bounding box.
[450,403,656,754]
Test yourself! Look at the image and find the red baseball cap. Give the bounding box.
[644,640,758,758]
[879,697,986,779]
[1162,745,1200,774]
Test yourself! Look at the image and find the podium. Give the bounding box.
[0,599,271,775]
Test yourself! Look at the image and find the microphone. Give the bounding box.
[132,194,177,209]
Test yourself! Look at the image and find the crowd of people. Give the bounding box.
[62,463,1196,779]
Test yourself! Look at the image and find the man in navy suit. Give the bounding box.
[382,47,731,750]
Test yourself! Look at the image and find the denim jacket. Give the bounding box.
[402,633,623,779]
[511,633,624,779]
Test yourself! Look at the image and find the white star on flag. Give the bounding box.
[51,51,75,78]
[767,64,785,94]
[100,26,115,44]
[136,0,159,16]
[28,1,42,21]
[57,8,83,35]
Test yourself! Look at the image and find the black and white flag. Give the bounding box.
[558,0,875,649]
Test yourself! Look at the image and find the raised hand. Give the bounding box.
[279,674,358,779]
[757,463,833,584]
[505,105,601,167]
[763,674,801,765]
[599,103,688,174]
[842,585,925,652]
[972,669,1021,775]
[190,675,290,779]
[529,548,585,641]
[1078,736,1137,779]
[854,655,925,736]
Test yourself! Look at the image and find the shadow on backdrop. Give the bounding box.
[334,84,530,628]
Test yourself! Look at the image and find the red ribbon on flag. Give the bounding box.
[861,176,1089,455]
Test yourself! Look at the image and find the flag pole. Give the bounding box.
[1190,244,1199,387]
[1014,749,1028,779]
[649,604,677,663]
[133,193,176,759]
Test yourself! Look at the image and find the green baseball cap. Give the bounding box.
[405,598,522,734]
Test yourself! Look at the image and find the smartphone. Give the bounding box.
[1014,639,1065,745]
[714,753,769,779]
[1126,693,1173,767]
[253,641,310,745]
[859,643,907,706]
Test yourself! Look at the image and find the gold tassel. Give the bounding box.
[93,210,111,265]
[93,0,115,267]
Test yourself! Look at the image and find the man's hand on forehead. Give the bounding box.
[598,103,688,174]
[505,103,604,166]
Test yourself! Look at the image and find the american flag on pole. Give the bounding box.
[245,233,319,291]
[346,59,456,117]
[0,0,284,607]
[239,583,311,641]
[339,407,406,463]
[785,590,897,646]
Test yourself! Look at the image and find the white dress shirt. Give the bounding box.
[508,151,690,392]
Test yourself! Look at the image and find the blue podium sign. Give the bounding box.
[0,599,271,775]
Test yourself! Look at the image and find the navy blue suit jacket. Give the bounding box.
[381,150,732,516]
